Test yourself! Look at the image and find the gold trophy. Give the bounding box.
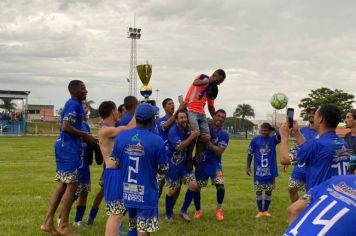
[136,61,155,105]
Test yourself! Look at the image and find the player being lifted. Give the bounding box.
[247,123,280,218]
[183,69,226,166]
[194,109,229,221]
[97,101,135,236]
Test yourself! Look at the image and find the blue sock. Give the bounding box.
[264,194,272,212]
[256,195,263,212]
[165,195,174,217]
[127,209,138,236]
[88,207,99,220]
[193,192,201,211]
[217,188,225,205]
[181,189,194,213]
[74,206,86,223]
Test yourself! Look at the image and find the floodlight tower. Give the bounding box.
[127,24,141,97]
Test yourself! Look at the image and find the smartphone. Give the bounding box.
[178,95,184,104]
[287,108,294,128]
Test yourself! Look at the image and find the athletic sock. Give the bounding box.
[88,207,99,220]
[256,195,263,212]
[193,191,201,211]
[165,195,174,218]
[74,206,86,223]
[217,188,225,205]
[181,189,194,213]
[264,194,272,212]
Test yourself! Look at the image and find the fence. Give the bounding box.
[0,119,26,136]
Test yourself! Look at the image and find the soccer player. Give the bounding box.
[283,174,356,236]
[116,96,138,127]
[195,109,229,221]
[41,80,97,236]
[288,108,318,203]
[183,69,226,164]
[97,101,135,236]
[118,104,126,121]
[156,98,176,198]
[112,103,168,236]
[280,104,351,191]
[344,109,356,173]
[164,110,200,222]
[247,122,280,217]
[72,101,92,226]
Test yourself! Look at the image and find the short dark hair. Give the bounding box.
[68,80,83,94]
[215,109,226,116]
[175,110,187,120]
[99,101,116,119]
[260,122,273,130]
[124,96,138,110]
[306,107,318,114]
[318,104,341,129]
[118,104,125,113]
[215,69,226,79]
[162,98,173,108]
[349,109,356,119]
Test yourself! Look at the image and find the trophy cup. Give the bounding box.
[136,61,156,106]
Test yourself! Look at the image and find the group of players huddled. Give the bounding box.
[40,69,355,236]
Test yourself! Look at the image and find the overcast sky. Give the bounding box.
[1,0,355,119]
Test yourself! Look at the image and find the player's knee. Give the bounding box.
[256,191,262,196]
[265,191,272,196]
[216,184,225,193]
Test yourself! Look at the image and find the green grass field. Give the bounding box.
[0,137,294,236]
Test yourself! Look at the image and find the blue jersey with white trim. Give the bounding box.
[295,131,351,190]
[111,127,167,209]
[167,124,190,170]
[284,175,356,236]
[199,124,229,170]
[248,134,280,183]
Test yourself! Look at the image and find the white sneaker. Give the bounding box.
[73,221,87,228]
[57,217,61,227]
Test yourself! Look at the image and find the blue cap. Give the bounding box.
[135,103,159,122]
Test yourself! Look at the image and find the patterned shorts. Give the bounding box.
[165,173,196,190]
[55,170,78,183]
[254,181,275,192]
[75,183,91,196]
[105,199,126,215]
[196,169,224,188]
[288,177,306,192]
[128,208,159,233]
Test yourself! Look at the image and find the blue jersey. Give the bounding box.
[284,175,356,236]
[156,115,170,143]
[295,131,351,190]
[115,113,133,127]
[291,127,318,180]
[248,134,280,183]
[80,121,91,165]
[55,98,84,155]
[200,124,229,170]
[167,124,190,171]
[111,127,167,209]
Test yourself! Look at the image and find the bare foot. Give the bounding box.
[57,225,77,236]
[40,224,61,235]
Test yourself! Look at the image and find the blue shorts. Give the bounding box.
[103,168,125,215]
[55,143,81,183]
[128,208,159,233]
[187,110,210,135]
[165,165,196,190]
[76,164,91,195]
[196,164,224,187]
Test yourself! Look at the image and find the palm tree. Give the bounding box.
[233,104,255,138]
[0,98,17,112]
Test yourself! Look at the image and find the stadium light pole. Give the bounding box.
[127,24,141,97]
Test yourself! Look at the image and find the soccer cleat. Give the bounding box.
[164,215,173,222]
[73,221,87,227]
[194,210,203,220]
[255,212,264,218]
[179,212,191,223]
[263,211,271,217]
[216,208,224,221]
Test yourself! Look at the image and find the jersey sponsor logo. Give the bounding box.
[171,151,185,165]
[125,143,145,156]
